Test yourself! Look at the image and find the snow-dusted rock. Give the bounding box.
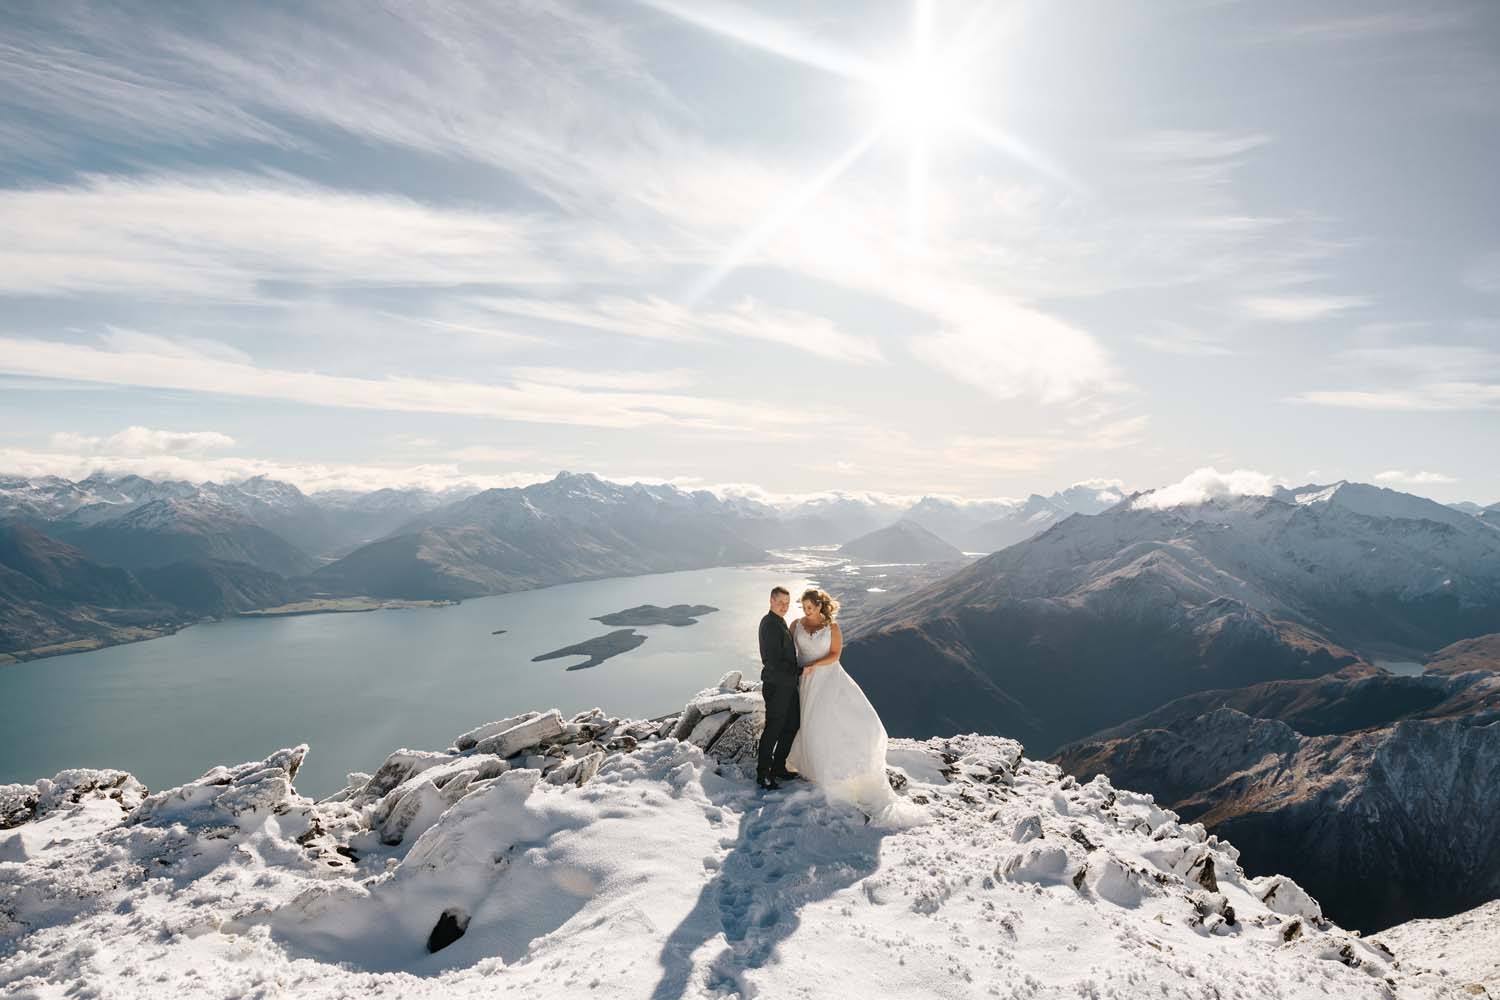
[999,841,1079,885]
[701,711,763,766]
[369,756,509,830]
[126,744,308,827]
[684,709,735,750]
[545,751,605,787]
[472,709,565,758]
[361,748,453,799]
[0,769,145,829]
[378,777,449,846]
[0,683,1464,1000]
[453,711,541,752]
[1257,873,1324,921]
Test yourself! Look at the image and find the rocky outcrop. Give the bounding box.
[0,768,145,830]
[0,679,1454,998]
[1055,702,1500,933]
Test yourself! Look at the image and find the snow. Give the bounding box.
[0,682,1478,999]
[1371,899,1500,997]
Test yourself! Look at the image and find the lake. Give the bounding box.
[0,564,820,798]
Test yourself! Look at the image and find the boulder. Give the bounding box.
[1257,875,1323,921]
[473,710,565,758]
[455,711,541,752]
[362,749,454,800]
[127,745,309,828]
[378,777,449,845]
[701,711,763,766]
[685,710,735,750]
[370,756,508,829]
[547,751,606,787]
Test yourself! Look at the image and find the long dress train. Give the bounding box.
[783,619,929,829]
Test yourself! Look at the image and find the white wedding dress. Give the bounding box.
[783,619,930,829]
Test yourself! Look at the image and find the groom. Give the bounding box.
[756,586,801,790]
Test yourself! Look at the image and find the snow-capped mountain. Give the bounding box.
[1053,651,1500,933]
[1,676,1475,999]
[310,472,770,600]
[842,480,1500,756]
[57,497,318,577]
[867,482,1126,554]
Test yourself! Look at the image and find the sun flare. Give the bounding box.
[875,56,966,140]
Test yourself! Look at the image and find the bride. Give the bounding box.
[783,588,929,829]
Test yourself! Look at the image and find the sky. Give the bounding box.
[1,0,1497,505]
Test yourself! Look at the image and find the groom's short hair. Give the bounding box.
[770,586,790,599]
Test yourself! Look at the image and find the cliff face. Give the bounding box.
[1054,670,1500,933]
[0,678,1464,999]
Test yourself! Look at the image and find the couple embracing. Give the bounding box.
[755,586,928,828]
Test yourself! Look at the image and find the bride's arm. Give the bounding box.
[805,623,842,669]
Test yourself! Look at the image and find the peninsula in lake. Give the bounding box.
[591,604,719,627]
[532,629,648,670]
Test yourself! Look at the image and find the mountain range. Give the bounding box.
[843,480,1500,756]
[0,471,1136,658]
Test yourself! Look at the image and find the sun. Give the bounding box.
[646,0,1072,301]
[875,55,966,141]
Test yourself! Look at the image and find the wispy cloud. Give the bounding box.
[1290,384,1500,411]
[1239,295,1371,322]
[50,426,235,457]
[1268,10,1470,43]
[1290,341,1500,411]
[912,298,1128,404]
[929,415,1150,475]
[474,295,886,364]
[0,173,630,300]
[0,335,828,435]
[1133,323,1238,357]
[1374,469,1458,485]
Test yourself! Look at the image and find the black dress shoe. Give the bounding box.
[756,773,781,791]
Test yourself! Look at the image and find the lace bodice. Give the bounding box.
[792,619,833,666]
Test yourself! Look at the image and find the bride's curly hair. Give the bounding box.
[799,587,840,622]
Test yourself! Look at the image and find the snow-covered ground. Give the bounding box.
[1372,900,1500,998]
[0,675,1486,999]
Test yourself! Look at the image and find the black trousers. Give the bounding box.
[757,676,801,775]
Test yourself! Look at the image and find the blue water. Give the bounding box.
[1372,658,1426,677]
[0,565,812,798]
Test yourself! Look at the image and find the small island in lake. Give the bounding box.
[591,604,719,627]
[532,629,648,670]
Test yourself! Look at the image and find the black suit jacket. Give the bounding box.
[759,611,799,682]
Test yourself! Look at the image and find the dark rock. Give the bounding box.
[427,908,470,953]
